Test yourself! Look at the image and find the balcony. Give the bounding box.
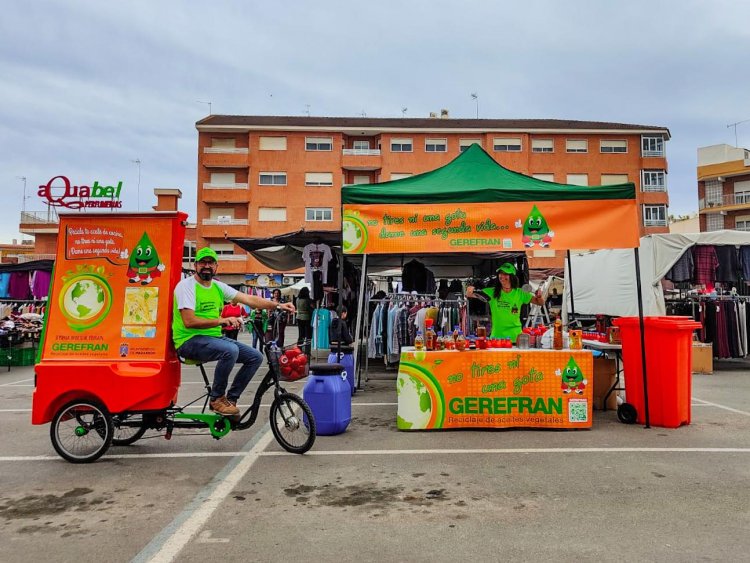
[200,218,249,238]
[342,148,382,171]
[643,219,668,227]
[699,193,750,213]
[202,183,250,203]
[202,148,249,168]
[17,253,56,263]
[642,149,664,158]
[641,183,666,192]
[20,210,60,234]
[217,254,248,261]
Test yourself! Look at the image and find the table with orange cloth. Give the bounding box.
[396,347,593,430]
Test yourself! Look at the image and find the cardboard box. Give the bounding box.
[592,357,618,410]
[692,343,713,374]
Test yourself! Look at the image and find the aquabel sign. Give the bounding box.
[38,175,124,209]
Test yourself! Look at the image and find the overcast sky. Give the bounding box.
[2,0,749,242]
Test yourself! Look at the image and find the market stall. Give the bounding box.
[342,144,641,430]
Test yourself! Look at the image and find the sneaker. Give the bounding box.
[209,396,240,416]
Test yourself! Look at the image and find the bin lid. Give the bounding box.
[613,316,697,328]
[309,363,344,374]
[328,345,354,354]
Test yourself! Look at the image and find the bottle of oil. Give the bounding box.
[436,331,445,350]
[455,330,467,352]
[425,320,436,351]
[414,331,424,351]
[553,318,563,350]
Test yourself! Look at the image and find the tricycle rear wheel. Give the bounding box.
[51,400,113,463]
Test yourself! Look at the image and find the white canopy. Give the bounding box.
[563,230,750,319]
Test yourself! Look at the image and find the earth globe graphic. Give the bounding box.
[397,374,432,429]
[342,218,364,252]
[62,278,106,320]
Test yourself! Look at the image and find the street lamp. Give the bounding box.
[130,159,141,211]
[16,176,27,213]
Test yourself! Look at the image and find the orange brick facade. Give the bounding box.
[196,116,670,277]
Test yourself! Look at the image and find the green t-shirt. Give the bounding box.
[172,278,236,349]
[481,287,533,341]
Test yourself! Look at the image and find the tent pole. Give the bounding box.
[336,247,344,361]
[566,250,576,319]
[634,247,651,428]
[353,254,368,391]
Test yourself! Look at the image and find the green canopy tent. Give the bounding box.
[342,143,634,205]
[340,144,654,427]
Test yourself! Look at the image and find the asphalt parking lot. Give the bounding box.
[0,352,749,563]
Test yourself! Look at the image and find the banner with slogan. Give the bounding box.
[397,349,593,430]
[42,214,181,362]
[343,200,639,254]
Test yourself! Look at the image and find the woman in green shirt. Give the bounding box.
[466,262,545,343]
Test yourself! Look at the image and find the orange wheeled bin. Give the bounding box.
[612,316,701,428]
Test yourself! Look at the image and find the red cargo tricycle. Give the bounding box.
[31,211,315,463]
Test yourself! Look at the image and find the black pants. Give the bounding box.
[223,329,239,341]
[297,319,313,354]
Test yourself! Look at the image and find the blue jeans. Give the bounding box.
[177,335,264,402]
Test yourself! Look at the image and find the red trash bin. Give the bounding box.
[612,316,701,428]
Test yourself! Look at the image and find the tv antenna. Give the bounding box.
[196,100,212,115]
[471,92,479,119]
[359,110,366,117]
[727,119,750,147]
[401,107,407,117]
[304,104,310,117]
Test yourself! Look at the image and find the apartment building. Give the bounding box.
[697,144,750,232]
[196,115,671,279]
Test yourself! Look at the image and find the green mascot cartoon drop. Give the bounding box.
[127,232,165,285]
[521,205,554,248]
[557,356,587,395]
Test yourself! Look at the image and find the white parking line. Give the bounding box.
[3,446,750,463]
[131,425,274,563]
[692,397,750,417]
[0,378,33,387]
[0,403,395,414]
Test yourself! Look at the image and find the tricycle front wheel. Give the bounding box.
[270,393,315,454]
[51,400,113,463]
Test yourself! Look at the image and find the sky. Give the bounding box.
[2,0,750,242]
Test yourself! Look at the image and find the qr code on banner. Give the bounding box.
[568,399,588,423]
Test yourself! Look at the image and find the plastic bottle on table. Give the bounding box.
[553,318,563,350]
[452,325,460,343]
[425,320,436,351]
[455,330,467,351]
[415,331,424,351]
[436,331,445,350]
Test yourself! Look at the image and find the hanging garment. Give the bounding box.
[8,272,31,300]
[302,243,332,284]
[313,308,331,350]
[665,250,694,283]
[692,246,719,287]
[0,273,10,299]
[740,247,750,282]
[715,246,740,283]
[31,270,52,300]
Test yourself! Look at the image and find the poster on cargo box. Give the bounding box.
[343,200,640,254]
[397,349,593,430]
[43,215,176,361]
